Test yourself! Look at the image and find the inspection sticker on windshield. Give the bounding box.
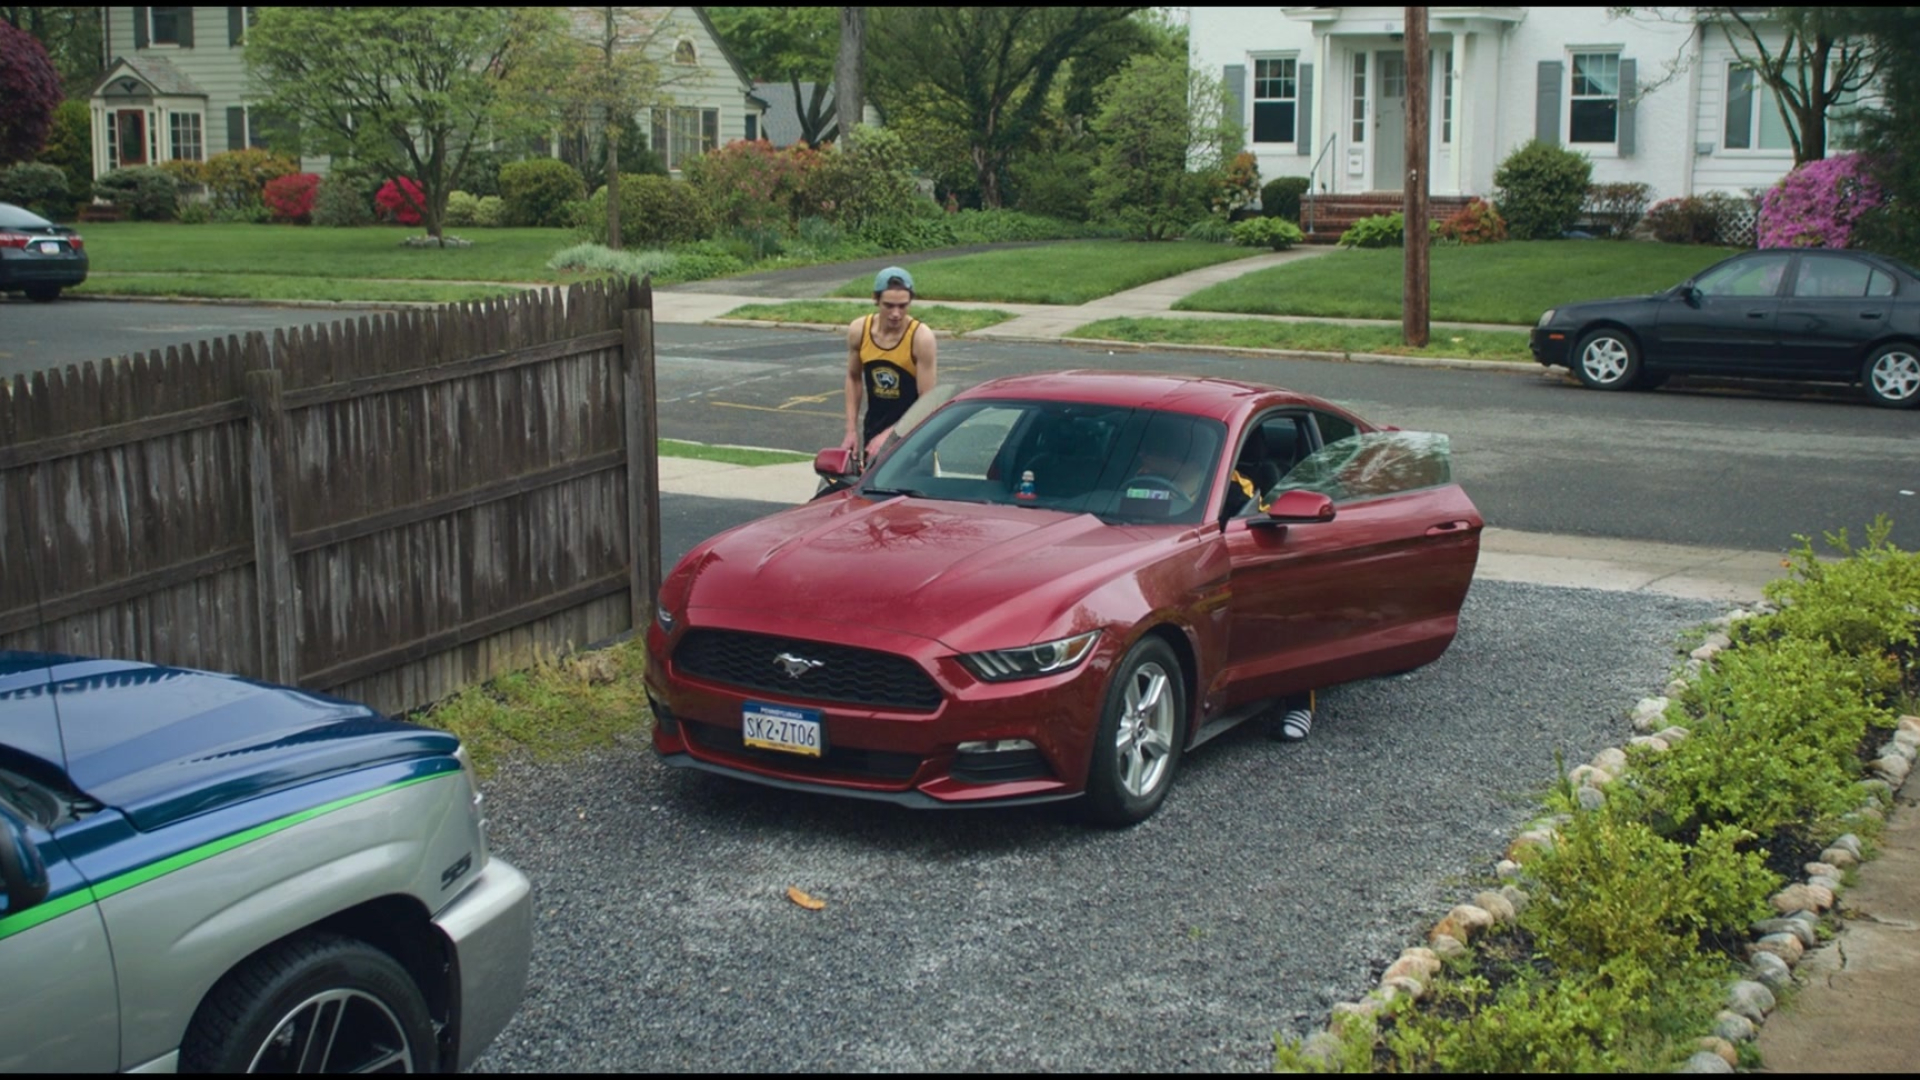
[1124,487,1172,500]
[743,702,824,757]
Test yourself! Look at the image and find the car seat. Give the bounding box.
[1018,415,1110,500]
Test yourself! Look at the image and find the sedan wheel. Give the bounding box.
[1573,329,1642,391]
[1863,345,1920,409]
[1080,636,1186,827]
[180,933,439,1073]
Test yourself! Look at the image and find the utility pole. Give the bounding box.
[1403,7,1430,347]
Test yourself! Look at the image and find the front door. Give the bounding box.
[1373,52,1406,189]
[113,109,147,167]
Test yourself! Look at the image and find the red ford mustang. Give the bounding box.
[644,371,1482,825]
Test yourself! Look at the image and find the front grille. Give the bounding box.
[682,720,923,781]
[673,629,943,712]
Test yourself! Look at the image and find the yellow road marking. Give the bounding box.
[710,401,841,417]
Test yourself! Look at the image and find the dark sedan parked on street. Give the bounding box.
[1531,248,1920,409]
[0,201,88,302]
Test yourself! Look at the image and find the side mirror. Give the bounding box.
[1267,489,1336,523]
[1682,284,1703,307]
[813,447,858,481]
[0,806,49,912]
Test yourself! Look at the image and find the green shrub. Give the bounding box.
[1182,216,1235,243]
[1494,140,1594,240]
[578,173,712,247]
[474,195,505,228]
[803,125,932,239]
[0,162,72,220]
[1586,181,1652,238]
[1230,215,1303,250]
[1209,150,1261,218]
[178,201,211,225]
[31,99,93,220]
[1337,211,1440,248]
[312,174,373,227]
[499,157,586,227]
[1761,517,1920,665]
[664,239,747,282]
[1010,144,1095,222]
[1439,198,1508,244]
[93,165,179,221]
[444,190,480,227]
[200,148,298,211]
[455,147,508,198]
[946,208,1087,243]
[547,241,678,278]
[1261,176,1311,222]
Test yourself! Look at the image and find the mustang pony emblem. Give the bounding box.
[773,652,825,679]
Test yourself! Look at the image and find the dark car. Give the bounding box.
[646,371,1482,826]
[1531,248,1920,409]
[0,201,88,302]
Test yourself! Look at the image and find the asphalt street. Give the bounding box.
[0,298,387,379]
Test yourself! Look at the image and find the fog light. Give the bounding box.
[648,693,677,734]
[958,738,1036,754]
[953,739,1049,784]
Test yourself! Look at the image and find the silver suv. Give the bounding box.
[0,652,532,1072]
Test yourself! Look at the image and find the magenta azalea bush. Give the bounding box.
[1757,153,1886,249]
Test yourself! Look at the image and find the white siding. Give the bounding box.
[1691,26,1800,195]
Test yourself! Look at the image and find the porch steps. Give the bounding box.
[78,204,125,223]
[1299,192,1476,244]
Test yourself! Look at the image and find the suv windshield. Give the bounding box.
[863,399,1226,525]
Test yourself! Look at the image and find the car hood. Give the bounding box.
[0,652,456,831]
[1554,291,1672,318]
[674,494,1184,650]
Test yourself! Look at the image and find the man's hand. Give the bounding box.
[864,430,891,462]
[839,431,859,453]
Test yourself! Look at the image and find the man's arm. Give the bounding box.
[842,318,865,454]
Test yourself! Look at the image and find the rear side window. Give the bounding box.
[1868,268,1897,297]
[1310,410,1359,447]
[1792,257,1874,298]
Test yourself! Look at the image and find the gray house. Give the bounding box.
[88,6,766,180]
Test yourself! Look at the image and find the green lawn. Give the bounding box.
[829,240,1264,305]
[659,439,811,466]
[1175,240,1745,325]
[77,222,580,282]
[720,300,1015,334]
[75,274,520,304]
[1073,317,1533,362]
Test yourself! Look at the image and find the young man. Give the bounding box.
[843,266,938,465]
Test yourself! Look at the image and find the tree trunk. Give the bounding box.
[836,7,864,139]
[607,127,622,250]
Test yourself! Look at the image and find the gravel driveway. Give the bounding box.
[472,580,1719,1072]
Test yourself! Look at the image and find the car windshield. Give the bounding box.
[0,203,53,229]
[862,399,1227,525]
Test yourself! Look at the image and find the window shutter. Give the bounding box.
[1536,60,1563,146]
[179,8,194,47]
[135,7,149,48]
[227,106,245,153]
[1298,62,1314,153]
[1617,58,1636,155]
[229,7,244,46]
[1223,64,1247,136]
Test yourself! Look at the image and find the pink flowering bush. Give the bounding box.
[375,176,425,226]
[1757,153,1885,249]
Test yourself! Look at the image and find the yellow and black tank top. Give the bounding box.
[859,314,921,442]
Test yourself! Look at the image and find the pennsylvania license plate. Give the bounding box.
[742,701,823,757]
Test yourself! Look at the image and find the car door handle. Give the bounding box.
[1860,310,1885,320]
[1746,309,1769,318]
[1425,521,1472,536]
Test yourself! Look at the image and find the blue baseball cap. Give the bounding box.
[873,266,915,294]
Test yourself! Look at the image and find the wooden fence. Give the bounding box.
[0,278,662,718]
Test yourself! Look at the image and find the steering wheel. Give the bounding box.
[1123,474,1193,514]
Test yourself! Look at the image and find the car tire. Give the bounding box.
[1079,634,1186,827]
[179,932,440,1073]
[1572,328,1642,391]
[24,285,61,302]
[1862,344,1920,409]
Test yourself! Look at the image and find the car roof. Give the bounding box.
[953,370,1322,422]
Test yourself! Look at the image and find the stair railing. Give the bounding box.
[1304,132,1339,236]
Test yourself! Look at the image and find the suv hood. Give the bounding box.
[675,494,1186,650]
[0,652,455,831]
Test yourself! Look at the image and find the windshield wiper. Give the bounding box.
[862,487,927,500]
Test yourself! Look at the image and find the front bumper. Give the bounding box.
[1529,325,1572,367]
[432,857,533,1072]
[645,615,1114,807]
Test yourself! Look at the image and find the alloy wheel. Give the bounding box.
[1580,337,1632,385]
[247,988,418,1073]
[1114,660,1175,798]
[1870,349,1920,403]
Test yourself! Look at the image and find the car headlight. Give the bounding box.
[654,602,675,633]
[958,630,1100,682]
[1537,308,1557,327]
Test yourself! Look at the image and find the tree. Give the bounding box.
[868,6,1144,209]
[0,18,60,166]
[835,7,864,143]
[709,7,841,145]
[246,7,565,244]
[1,6,102,95]
[1088,55,1237,241]
[1618,7,1883,165]
[1844,8,1920,261]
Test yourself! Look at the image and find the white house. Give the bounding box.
[1189,7,1847,208]
[88,6,765,181]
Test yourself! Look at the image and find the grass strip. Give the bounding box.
[659,439,811,466]
[75,222,577,281]
[829,239,1262,305]
[1174,240,1743,325]
[76,274,520,304]
[721,300,1015,334]
[1073,316,1533,362]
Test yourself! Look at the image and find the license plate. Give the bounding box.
[38,241,59,254]
[742,701,823,757]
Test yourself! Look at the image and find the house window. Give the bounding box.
[745,114,758,141]
[1724,65,1855,152]
[674,38,697,65]
[149,7,190,46]
[1442,52,1454,145]
[652,106,719,170]
[169,111,204,161]
[1351,53,1367,143]
[1569,52,1620,144]
[1251,57,1297,144]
